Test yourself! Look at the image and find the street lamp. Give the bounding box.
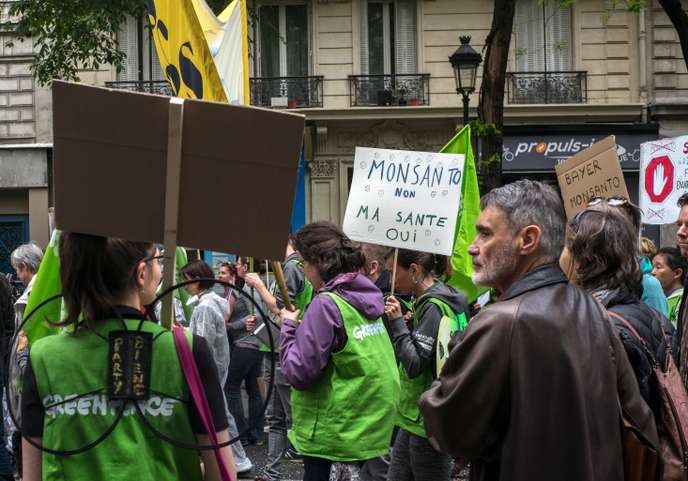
[449,35,482,125]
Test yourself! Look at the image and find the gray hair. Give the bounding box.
[480,179,565,263]
[11,242,44,273]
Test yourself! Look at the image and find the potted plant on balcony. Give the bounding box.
[288,99,298,109]
[408,98,420,106]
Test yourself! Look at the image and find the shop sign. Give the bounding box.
[503,132,657,172]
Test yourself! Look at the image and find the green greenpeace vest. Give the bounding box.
[30,319,202,481]
[397,296,464,438]
[288,292,400,461]
[289,258,314,314]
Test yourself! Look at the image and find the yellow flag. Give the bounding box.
[147,0,228,102]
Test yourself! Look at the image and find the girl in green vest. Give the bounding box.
[279,222,400,481]
[384,249,469,481]
[20,233,235,481]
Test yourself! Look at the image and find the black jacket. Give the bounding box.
[385,280,469,379]
[599,288,674,409]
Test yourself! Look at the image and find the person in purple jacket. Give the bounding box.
[279,222,400,481]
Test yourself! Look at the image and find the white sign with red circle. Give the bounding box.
[639,135,688,224]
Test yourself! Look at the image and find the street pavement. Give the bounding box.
[239,442,304,481]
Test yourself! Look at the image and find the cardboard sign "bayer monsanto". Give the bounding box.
[342,147,465,256]
[555,136,629,219]
[640,135,688,225]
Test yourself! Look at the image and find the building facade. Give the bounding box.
[242,0,687,239]
[0,0,685,272]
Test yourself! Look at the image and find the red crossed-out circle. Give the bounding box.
[645,155,674,203]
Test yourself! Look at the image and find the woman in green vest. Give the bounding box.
[20,233,235,481]
[384,249,469,481]
[279,222,400,481]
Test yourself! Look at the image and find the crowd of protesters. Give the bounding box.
[3,179,688,480]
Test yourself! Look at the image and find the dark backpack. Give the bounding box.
[609,310,688,481]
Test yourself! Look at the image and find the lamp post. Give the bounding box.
[449,35,482,125]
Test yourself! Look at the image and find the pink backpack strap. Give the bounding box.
[172,323,234,481]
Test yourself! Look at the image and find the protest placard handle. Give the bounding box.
[271,260,294,312]
[390,248,399,297]
[249,257,255,316]
[161,98,185,329]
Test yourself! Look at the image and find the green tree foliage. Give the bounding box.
[9,0,231,85]
[10,0,146,84]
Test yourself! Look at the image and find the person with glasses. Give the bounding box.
[561,204,674,409]
[20,233,236,481]
[587,196,669,317]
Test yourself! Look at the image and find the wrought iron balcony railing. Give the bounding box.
[250,76,323,109]
[506,71,587,104]
[349,74,430,107]
[105,80,174,97]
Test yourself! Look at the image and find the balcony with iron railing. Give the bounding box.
[349,74,430,107]
[105,80,174,96]
[250,76,323,109]
[506,71,587,104]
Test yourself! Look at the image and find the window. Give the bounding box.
[117,15,164,82]
[256,2,310,77]
[514,0,571,72]
[360,0,417,75]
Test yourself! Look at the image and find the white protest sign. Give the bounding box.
[342,147,465,256]
[639,135,688,224]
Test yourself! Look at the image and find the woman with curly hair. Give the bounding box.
[279,222,400,481]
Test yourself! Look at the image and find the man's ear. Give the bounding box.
[519,225,542,256]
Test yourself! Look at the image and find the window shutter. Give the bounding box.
[360,0,369,74]
[394,0,417,74]
[515,0,571,72]
[117,15,139,81]
[143,22,165,81]
[515,0,544,71]
[545,2,571,71]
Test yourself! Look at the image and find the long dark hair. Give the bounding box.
[59,232,156,328]
[566,204,642,296]
[293,222,366,283]
[180,260,215,290]
[396,249,447,278]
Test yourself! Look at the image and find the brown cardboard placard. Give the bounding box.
[555,135,628,219]
[52,81,305,261]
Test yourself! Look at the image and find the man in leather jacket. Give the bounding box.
[419,180,658,481]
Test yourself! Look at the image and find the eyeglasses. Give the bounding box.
[587,196,628,207]
[568,209,604,234]
[142,254,165,268]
